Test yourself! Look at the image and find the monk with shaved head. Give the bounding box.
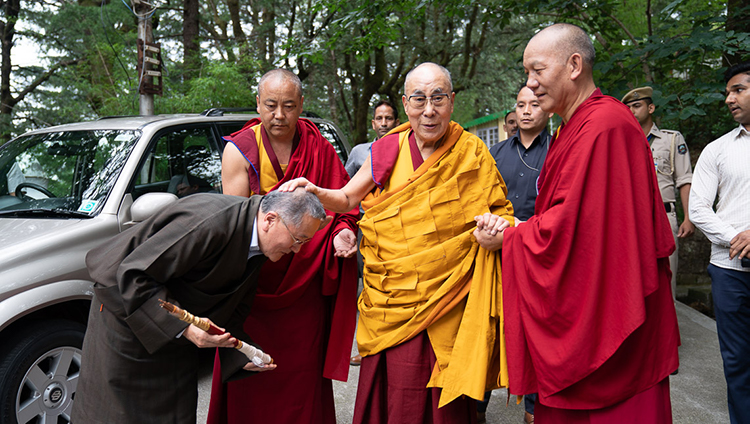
[474,23,680,423]
[281,62,515,423]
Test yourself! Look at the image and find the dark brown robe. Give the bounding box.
[71,194,267,424]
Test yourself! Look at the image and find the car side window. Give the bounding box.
[132,126,223,199]
[314,122,348,164]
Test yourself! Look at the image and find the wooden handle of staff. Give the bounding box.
[158,299,273,365]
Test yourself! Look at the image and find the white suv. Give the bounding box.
[0,111,350,424]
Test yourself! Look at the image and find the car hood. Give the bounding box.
[0,217,82,250]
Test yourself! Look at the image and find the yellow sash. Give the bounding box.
[358,121,514,407]
[250,124,286,194]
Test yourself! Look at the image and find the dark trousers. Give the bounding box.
[708,264,750,424]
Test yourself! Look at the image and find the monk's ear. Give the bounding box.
[568,53,583,81]
[318,215,333,230]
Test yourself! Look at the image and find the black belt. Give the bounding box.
[664,202,675,213]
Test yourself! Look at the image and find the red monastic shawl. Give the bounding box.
[207,118,358,424]
[502,89,680,410]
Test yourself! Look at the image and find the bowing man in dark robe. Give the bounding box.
[71,189,330,424]
[475,24,679,423]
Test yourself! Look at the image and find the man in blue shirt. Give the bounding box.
[490,86,553,221]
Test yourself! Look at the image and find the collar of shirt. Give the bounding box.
[735,123,750,139]
[509,128,551,150]
[248,216,263,259]
[648,123,665,142]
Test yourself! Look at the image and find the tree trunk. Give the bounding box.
[0,0,21,142]
[183,0,200,79]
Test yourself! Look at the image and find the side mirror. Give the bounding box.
[130,192,178,223]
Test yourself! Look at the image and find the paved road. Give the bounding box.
[197,301,728,423]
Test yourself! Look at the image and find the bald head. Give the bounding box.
[523,23,597,122]
[258,69,303,99]
[404,63,453,94]
[530,23,595,70]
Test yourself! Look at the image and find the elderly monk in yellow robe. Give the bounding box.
[281,62,514,423]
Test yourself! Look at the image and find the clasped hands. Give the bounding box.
[183,319,277,372]
[473,213,511,251]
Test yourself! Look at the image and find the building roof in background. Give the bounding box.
[462,109,512,128]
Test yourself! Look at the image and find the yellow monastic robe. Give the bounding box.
[358,121,514,407]
[252,124,287,193]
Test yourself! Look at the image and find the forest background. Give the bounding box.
[1,0,749,151]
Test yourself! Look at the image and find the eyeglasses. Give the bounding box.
[407,93,451,109]
[278,215,310,246]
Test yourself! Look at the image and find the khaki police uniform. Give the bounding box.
[648,123,692,296]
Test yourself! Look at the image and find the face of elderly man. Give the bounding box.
[523,32,575,117]
[402,64,456,145]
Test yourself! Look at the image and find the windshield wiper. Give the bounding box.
[0,208,93,219]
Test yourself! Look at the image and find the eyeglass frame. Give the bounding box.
[277,215,311,246]
[406,93,452,109]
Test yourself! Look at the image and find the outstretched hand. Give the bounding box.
[182,319,237,348]
[243,362,277,372]
[333,228,358,257]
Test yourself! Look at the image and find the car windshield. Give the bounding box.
[0,130,139,217]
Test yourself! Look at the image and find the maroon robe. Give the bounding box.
[502,89,680,420]
[207,118,358,424]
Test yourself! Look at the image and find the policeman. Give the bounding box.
[622,86,695,299]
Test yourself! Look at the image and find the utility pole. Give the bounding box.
[135,0,162,115]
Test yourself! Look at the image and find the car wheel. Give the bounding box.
[0,320,85,424]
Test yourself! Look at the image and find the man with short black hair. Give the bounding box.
[623,86,695,298]
[503,110,519,139]
[690,61,750,424]
[491,85,553,222]
[345,100,400,177]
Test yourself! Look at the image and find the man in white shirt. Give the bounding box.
[690,61,750,424]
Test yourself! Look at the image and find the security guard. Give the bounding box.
[622,86,695,299]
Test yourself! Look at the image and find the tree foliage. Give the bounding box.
[1,0,748,149]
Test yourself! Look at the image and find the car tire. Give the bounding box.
[0,320,85,424]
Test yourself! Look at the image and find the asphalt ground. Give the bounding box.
[197,301,729,423]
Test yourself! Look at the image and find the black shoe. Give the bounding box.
[671,368,679,375]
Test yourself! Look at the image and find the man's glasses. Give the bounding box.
[407,93,451,109]
[278,215,311,245]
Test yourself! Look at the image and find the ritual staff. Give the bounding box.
[281,62,515,423]
[474,23,680,423]
[207,69,358,424]
[71,189,328,424]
